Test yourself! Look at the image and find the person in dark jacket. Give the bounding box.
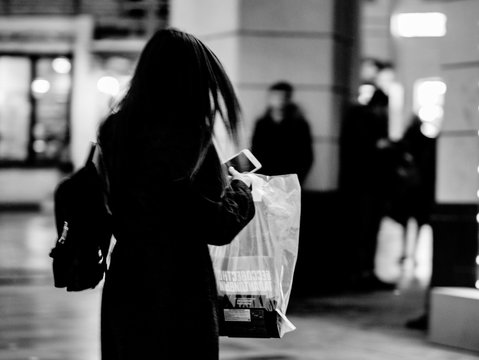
[98,29,255,360]
[390,116,436,331]
[387,115,436,265]
[251,82,313,184]
[339,87,396,291]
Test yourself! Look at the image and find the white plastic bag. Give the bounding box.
[209,174,301,338]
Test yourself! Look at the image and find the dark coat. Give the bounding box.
[251,104,313,184]
[338,102,389,193]
[98,115,255,360]
[386,116,436,226]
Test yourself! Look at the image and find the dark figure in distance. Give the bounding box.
[98,29,255,360]
[387,115,436,267]
[386,115,436,331]
[251,81,314,184]
[339,87,396,291]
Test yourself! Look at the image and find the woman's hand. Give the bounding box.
[228,167,252,188]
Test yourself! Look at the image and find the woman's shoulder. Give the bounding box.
[98,112,119,144]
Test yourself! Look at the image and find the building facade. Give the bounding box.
[0,0,168,205]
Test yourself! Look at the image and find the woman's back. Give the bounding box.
[98,29,255,360]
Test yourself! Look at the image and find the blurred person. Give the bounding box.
[375,63,395,96]
[251,81,313,184]
[384,116,436,331]
[387,115,436,268]
[339,83,396,292]
[98,29,255,360]
[357,58,390,106]
[360,58,382,85]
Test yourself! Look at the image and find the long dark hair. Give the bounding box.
[101,28,240,186]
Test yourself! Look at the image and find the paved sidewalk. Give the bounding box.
[0,212,477,360]
[1,284,478,360]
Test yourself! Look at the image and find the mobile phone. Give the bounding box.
[224,149,262,173]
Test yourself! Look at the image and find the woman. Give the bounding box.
[98,29,255,359]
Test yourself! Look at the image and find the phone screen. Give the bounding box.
[225,152,257,173]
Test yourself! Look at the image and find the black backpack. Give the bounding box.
[50,143,113,291]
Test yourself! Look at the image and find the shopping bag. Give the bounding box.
[209,173,301,338]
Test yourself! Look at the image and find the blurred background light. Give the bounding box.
[417,80,447,102]
[420,122,440,139]
[31,78,50,94]
[418,105,444,122]
[97,76,120,96]
[414,78,446,138]
[414,79,446,109]
[392,12,447,38]
[51,57,71,74]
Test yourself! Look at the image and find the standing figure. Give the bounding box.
[387,115,436,268]
[251,81,314,184]
[339,86,396,291]
[98,29,255,360]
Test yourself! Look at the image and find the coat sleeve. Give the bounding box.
[296,119,314,183]
[251,119,266,162]
[193,179,255,246]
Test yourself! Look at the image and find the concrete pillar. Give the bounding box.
[430,0,479,288]
[170,0,360,191]
[361,0,395,62]
[437,0,479,204]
